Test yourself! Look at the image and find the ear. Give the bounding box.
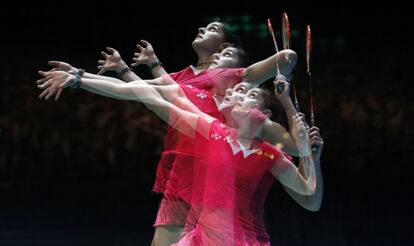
[220,42,231,50]
[263,109,272,119]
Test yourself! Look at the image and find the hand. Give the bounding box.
[131,40,157,67]
[291,113,311,156]
[37,70,74,101]
[274,74,291,100]
[308,126,323,160]
[46,60,78,74]
[97,47,127,75]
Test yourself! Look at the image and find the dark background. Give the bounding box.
[1,1,413,245]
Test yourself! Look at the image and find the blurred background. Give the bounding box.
[1,1,412,245]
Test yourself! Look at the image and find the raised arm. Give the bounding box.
[242,49,297,86]
[258,74,300,156]
[273,74,298,132]
[282,126,324,211]
[271,114,316,196]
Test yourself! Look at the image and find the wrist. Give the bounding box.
[117,65,131,76]
[147,58,163,71]
[71,68,84,89]
[67,67,79,75]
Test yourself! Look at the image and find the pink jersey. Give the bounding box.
[173,120,290,246]
[152,67,245,193]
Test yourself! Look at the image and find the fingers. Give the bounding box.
[36,76,49,85]
[39,88,49,99]
[136,43,144,51]
[140,39,150,46]
[38,70,50,77]
[131,54,141,67]
[293,115,305,127]
[97,68,106,75]
[275,74,287,81]
[97,60,105,65]
[48,60,61,66]
[57,80,69,89]
[309,126,320,132]
[45,87,56,100]
[55,88,63,101]
[101,51,109,58]
[106,47,116,54]
[37,79,52,89]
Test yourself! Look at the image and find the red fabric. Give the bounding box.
[172,121,283,245]
[153,67,244,194]
[153,195,190,227]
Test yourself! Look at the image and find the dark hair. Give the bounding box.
[230,44,251,68]
[210,19,250,67]
[212,18,241,47]
[257,87,276,111]
[221,22,241,47]
[257,85,288,127]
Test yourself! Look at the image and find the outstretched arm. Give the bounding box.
[282,126,324,211]
[39,60,139,100]
[37,71,214,138]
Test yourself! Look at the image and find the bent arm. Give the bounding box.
[243,49,297,86]
[271,152,316,196]
[260,121,299,156]
[282,158,323,211]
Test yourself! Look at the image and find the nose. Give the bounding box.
[238,94,245,102]
[212,53,220,60]
[198,27,206,34]
[225,88,233,96]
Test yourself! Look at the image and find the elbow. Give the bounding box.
[283,49,297,65]
[306,201,322,212]
[311,206,321,212]
[278,49,297,76]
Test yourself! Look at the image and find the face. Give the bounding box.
[221,82,252,108]
[192,22,227,54]
[208,47,241,69]
[231,88,267,121]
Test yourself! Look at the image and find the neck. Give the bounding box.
[223,110,238,129]
[236,119,260,141]
[196,51,213,70]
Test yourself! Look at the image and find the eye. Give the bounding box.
[222,52,233,57]
[208,26,218,32]
[248,92,257,98]
[236,86,246,93]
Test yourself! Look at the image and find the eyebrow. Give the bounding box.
[222,49,235,55]
[208,23,220,29]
